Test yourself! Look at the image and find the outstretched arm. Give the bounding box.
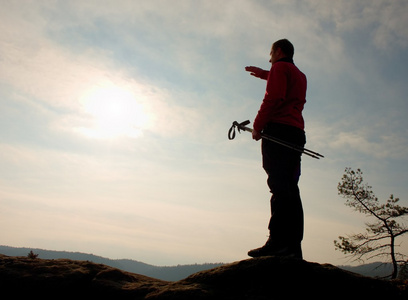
[245,66,269,80]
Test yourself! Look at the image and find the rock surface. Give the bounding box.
[0,254,406,299]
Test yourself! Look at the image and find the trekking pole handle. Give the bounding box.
[228,120,324,159]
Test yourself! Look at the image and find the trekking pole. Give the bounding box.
[228,120,324,159]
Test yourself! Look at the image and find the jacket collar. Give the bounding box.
[276,57,294,64]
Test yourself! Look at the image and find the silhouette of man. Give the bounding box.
[246,39,306,259]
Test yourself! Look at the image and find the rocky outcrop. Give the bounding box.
[0,254,406,299]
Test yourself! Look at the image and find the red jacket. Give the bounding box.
[253,59,307,132]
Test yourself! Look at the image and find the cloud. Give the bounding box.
[0,4,209,142]
[328,130,407,160]
[352,1,408,50]
[306,0,408,50]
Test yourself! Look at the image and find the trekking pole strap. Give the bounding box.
[228,120,252,140]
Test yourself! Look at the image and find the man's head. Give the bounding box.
[269,39,294,64]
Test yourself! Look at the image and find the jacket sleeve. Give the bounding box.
[253,64,288,132]
[259,70,269,80]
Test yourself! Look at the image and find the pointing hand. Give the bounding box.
[245,66,265,78]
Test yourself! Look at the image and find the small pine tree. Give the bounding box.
[334,168,408,279]
[27,250,39,259]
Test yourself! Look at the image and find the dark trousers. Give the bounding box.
[261,123,306,247]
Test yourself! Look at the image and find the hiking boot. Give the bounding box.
[248,241,303,259]
[247,241,274,257]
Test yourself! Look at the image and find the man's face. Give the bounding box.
[269,46,281,64]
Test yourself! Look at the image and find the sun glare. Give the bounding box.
[78,85,149,139]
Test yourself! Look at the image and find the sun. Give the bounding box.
[78,85,149,139]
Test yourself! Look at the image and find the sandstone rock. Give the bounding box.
[0,254,406,299]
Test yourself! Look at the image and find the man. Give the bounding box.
[246,39,306,259]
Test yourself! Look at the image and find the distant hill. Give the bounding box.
[0,245,223,281]
[0,245,396,279]
[339,262,395,278]
[1,253,406,299]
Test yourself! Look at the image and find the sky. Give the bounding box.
[1,0,407,266]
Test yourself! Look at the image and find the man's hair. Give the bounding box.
[273,39,294,58]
